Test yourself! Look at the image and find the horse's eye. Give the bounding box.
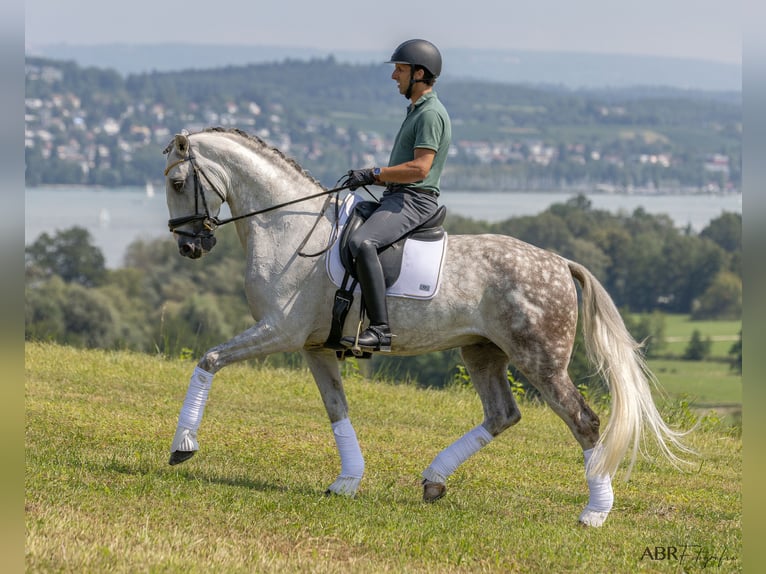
[172,179,185,192]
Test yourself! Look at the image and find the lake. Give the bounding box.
[25,187,742,269]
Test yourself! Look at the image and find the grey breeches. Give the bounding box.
[348,188,439,258]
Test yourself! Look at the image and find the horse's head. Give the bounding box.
[163,132,226,259]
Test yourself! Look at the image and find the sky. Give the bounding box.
[24,0,742,65]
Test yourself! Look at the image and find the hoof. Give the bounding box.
[169,450,196,466]
[578,508,609,527]
[422,479,447,502]
[324,488,355,498]
[324,476,361,497]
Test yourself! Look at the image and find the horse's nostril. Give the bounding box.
[179,242,196,257]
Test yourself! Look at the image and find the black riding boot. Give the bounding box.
[341,242,392,352]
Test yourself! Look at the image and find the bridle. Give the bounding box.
[164,144,358,257]
[165,151,226,238]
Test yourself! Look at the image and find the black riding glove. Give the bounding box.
[343,168,376,191]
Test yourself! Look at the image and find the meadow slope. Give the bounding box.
[25,343,741,572]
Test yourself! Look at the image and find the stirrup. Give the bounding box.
[341,324,393,353]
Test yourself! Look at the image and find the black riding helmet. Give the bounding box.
[386,39,442,99]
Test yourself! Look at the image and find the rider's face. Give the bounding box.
[391,64,411,95]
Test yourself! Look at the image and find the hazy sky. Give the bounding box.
[25,0,741,65]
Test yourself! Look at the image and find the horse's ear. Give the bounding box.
[174,133,189,154]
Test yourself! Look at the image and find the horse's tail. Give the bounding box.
[568,260,694,479]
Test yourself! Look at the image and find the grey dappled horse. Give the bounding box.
[163,128,690,527]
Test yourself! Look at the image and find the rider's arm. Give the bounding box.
[374,148,435,185]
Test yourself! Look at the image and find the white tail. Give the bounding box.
[569,260,694,479]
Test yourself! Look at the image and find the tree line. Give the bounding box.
[25,196,741,387]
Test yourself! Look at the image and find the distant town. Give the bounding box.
[25,57,741,193]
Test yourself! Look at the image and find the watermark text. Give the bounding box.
[640,544,736,569]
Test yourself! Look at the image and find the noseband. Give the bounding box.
[165,153,226,241]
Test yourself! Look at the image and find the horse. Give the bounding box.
[162,127,691,527]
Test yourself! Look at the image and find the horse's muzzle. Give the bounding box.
[177,234,217,259]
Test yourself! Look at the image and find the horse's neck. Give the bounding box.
[222,145,332,262]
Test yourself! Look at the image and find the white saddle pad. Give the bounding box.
[326,193,448,300]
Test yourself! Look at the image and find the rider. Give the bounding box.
[341,39,452,352]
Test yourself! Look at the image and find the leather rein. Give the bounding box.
[164,151,356,258]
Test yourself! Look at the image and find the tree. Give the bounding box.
[25,226,107,287]
[729,331,742,373]
[623,310,666,358]
[25,276,118,348]
[691,270,742,320]
[700,212,741,253]
[158,294,234,357]
[60,283,119,348]
[655,234,727,313]
[683,329,712,361]
[25,276,67,342]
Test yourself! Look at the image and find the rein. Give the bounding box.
[165,150,358,258]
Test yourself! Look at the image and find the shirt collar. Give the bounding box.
[408,90,436,112]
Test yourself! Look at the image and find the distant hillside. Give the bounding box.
[25,43,741,91]
[25,56,741,190]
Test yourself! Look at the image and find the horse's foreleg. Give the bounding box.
[169,319,302,465]
[422,342,520,501]
[302,349,364,497]
[169,366,213,464]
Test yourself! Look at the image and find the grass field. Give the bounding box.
[25,342,741,572]
[642,314,742,424]
[649,359,741,406]
[659,315,741,359]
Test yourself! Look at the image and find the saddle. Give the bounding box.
[325,199,447,357]
[338,200,447,285]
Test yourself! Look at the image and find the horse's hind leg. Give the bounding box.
[527,367,613,527]
[422,341,521,501]
[302,349,365,497]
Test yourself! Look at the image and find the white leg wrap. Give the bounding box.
[170,367,214,453]
[422,425,493,484]
[326,418,364,496]
[579,447,614,527]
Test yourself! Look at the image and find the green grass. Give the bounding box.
[26,342,741,573]
[642,315,742,423]
[660,315,741,359]
[649,360,741,406]
[648,359,741,427]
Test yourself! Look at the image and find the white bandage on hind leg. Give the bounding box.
[170,366,214,453]
[422,424,494,484]
[583,447,614,512]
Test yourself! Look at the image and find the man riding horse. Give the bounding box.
[163,41,692,527]
[340,39,452,353]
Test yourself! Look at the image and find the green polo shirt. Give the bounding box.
[388,91,452,196]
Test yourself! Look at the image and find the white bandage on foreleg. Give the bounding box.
[178,366,214,431]
[583,447,614,513]
[332,418,365,478]
[170,367,214,453]
[422,425,494,484]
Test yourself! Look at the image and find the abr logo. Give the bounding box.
[641,546,679,561]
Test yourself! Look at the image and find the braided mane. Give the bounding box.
[201,126,324,189]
